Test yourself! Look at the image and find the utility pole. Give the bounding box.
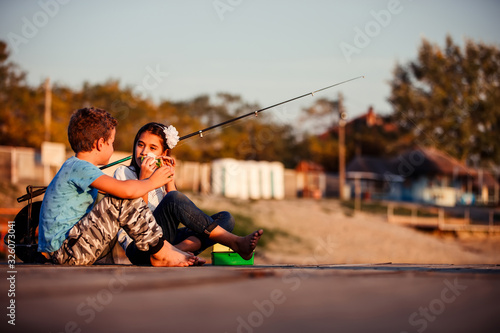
[43,78,52,185]
[338,93,346,200]
[44,78,52,142]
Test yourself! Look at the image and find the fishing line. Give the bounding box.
[99,76,364,170]
[17,76,364,202]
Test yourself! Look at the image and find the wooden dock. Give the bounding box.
[3,263,499,333]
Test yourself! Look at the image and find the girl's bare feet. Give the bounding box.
[233,229,264,260]
[150,240,198,267]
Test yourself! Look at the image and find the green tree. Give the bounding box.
[299,98,341,171]
[300,97,401,172]
[169,93,300,165]
[389,35,500,167]
[0,40,303,167]
[72,80,158,152]
[0,41,45,147]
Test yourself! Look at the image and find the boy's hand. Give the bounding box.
[149,165,175,187]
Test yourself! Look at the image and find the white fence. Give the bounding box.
[211,158,285,200]
[0,146,39,184]
[1,147,292,200]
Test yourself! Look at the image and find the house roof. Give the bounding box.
[396,146,470,177]
[346,147,498,188]
[346,156,404,181]
[319,106,398,140]
[295,160,324,172]
[347,156,390,175]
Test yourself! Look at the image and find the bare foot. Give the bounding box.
[150,240,197,267]
[184,251,206,266]
[234,229,264,260]
[194,256,206,266]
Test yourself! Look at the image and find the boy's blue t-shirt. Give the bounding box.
[38,156,104,253]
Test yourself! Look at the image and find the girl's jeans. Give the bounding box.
[126,191,235,265]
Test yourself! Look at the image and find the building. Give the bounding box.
[346,146,499,207]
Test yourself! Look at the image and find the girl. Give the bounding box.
[114,122,263,265]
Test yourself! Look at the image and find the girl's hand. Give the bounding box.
[161,156,176,192]
[161,156,176,167]
[139,156,157,180]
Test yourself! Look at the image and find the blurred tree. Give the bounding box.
[0,40,303,167]
[299,98,341,171]
[300,97,401,172]
[48,84,77,146]
[301,97,340,135]
[0,40,45,147]
[74,79,157,152]
[304,133,339,171]
[389,35,500,167]
[169,93,301,165]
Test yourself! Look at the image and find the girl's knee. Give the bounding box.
[164,190,187,205]
[165,190,181,200]
[218,211,235,232]
[165,190,189,202]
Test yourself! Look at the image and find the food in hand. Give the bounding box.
[141,153,162,168]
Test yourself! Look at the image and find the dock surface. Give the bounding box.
[1,263,499,333]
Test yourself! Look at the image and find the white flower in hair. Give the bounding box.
[164,125,179,149]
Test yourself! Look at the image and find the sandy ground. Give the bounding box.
[191,194,500,265]
[2,184,499,265]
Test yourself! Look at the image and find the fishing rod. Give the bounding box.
[17,76,364,202]
[101,76,364,169]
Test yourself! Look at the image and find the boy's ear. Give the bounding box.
[96,138,105,151]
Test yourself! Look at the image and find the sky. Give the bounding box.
[1,0,500,128]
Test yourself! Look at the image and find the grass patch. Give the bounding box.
[197,208,293,260]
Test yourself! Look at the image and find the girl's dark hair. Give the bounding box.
[130,122,168,178]
[68,107,118,153]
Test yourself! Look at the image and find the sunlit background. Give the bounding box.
[1,0,500,266]
[1,0,499,121]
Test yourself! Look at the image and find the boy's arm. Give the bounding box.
[93,166,174,199]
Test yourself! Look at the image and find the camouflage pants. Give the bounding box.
[51,195,164,265]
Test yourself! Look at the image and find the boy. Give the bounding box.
[38,107,197,266]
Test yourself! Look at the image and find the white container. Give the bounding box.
[247,161,261,200]
[259,161,272,200]
[211,158,245,199]
[270,162,285,199]
[212,159,285,200]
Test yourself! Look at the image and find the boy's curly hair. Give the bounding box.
[68,107,118,153]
